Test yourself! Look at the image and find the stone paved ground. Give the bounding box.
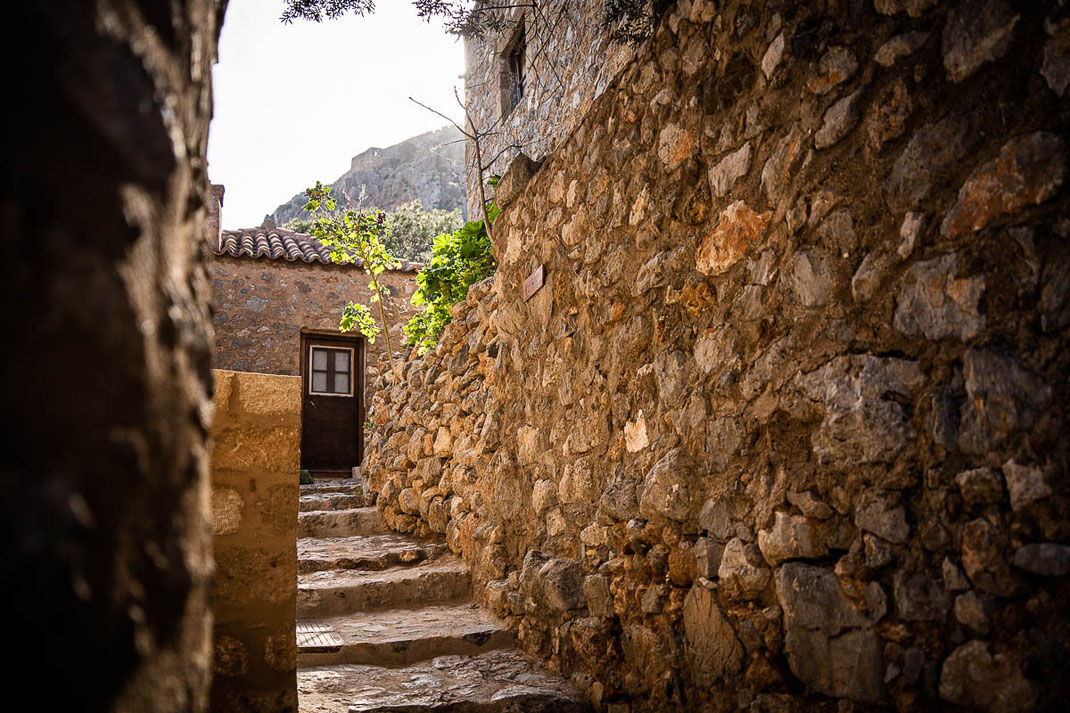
[295,480,588,712]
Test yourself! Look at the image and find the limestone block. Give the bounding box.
[697,200,772,276]
[758,512,829,565]
[942,0,1019,83]
[939,640,1035,713]
[708,142,752,198]
[583,575,614,618]
[684,586,743,686]
[639,449,692,522]
[229,369,301,423]
[854,490,910,544]
[718,538,770,600]
[894,254,984,341]
[796,356,922,466]
[496,153,540,209]
[957,350,1051,455]
[775,563,884,702]
[212,487,244,536]
[1012,543,1070,576]
[538,557,584,611]
[942,132,1065,238]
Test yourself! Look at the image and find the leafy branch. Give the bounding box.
[302,182,403,378]
[404,189,498,354]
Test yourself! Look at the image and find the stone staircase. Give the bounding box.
[296,480,587,712]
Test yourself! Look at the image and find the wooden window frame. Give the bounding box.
[508,24,526,112]
[499,18,527,118]
[307,345,355,398]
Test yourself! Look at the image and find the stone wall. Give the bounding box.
[0,1,223,710]
[210,254,420,393]
[367,1,1070,711]
[209,370,300,713]
[463,0,634,216]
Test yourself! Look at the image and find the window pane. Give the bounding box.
[334,350,350,372]
[333,372,349,394]
[312,349,327,369]
[312,372,327,393]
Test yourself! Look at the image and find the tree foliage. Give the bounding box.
[302,182,402,372]
[281,0,374,24]
[404,201,498,354]
[380,200,464,264]
[282,0,664,40]
[280,0,507,37]
[601,0,668,44]
[286,199,462,264]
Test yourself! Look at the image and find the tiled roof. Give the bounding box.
[211,227,422,272]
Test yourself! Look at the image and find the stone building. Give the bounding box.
[207,186,421,474]
[462,0,635,215]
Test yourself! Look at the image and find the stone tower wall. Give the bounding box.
[463,0,635,216]
[369,0,1070,711]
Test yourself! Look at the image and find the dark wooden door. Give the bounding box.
[300,333,363,474]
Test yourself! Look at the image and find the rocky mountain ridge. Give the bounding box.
[268,125,466,225]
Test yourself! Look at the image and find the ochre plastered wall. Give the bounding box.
[209,369,300,713]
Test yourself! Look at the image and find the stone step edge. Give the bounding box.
[298,507,388,538]
[295,608,513,667]
[296,652,590,713]
[297,539,450,575]
[297,560,472,617]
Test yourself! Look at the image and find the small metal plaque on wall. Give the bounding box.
[522,264,545,302]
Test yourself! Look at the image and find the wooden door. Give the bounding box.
[300,333,363,474]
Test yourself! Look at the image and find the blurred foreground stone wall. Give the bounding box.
[0,1,224,710]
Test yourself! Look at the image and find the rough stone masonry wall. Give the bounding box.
[367,1,1070,711]
[209,370,299,713]
[463,0,634,216]
[0,1,223,711]
[211,255,419,392]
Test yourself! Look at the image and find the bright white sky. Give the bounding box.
[207,0,466,229]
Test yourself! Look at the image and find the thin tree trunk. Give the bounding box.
[373,282,401,381]
[467,112,494,244]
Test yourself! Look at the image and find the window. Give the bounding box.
[503,23,526,116]
[308,346,353,396]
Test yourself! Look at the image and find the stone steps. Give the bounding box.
[296,603,512,667]
[301,492,367,512]
[298,533,449,574]
[301,480,363,495]
[298,650,589,712]
[294,489,585,712]
[298,556,471,617]
[299,507,386,538]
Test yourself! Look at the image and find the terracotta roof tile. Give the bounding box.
[211,227,422,272]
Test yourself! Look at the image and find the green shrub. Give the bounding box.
[404,202,498,354]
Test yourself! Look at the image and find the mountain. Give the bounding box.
[268,125,467,225]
